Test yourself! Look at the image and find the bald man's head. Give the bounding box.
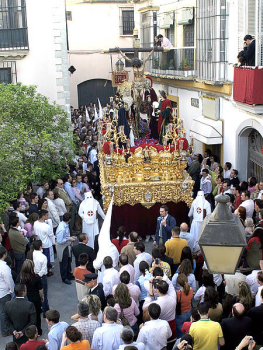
[180,223,189,232]
[232,303,245,319]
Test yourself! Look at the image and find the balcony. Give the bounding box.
[145,47,196,79]
[0,28,29,59]
[233,66,263,114]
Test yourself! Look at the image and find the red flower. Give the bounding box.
[176,138,189,150]
[103,142,111,155]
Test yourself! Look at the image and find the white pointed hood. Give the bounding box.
[93,197,119,271]
[85,107,90,122]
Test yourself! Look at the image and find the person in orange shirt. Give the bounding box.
[165,226,188,267]
[61,326,90,350]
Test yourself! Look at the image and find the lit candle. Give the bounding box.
[106,123,111,132]
[163,138,167,146]
[110,142,113,153]
[179,139,184,150]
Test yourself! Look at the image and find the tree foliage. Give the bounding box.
[0,83,73,212]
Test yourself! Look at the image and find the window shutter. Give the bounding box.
[238,0,245,53]
[247,0,256,37]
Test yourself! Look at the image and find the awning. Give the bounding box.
[190,115,223,145]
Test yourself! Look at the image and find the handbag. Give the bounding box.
[120,308,130,326]
[176,291,182,315]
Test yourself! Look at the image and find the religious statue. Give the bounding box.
[157,90,172,145]
[117,48,155,138]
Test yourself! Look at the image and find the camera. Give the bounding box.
[248,337,253,344]
[152,278,159,289]
[183,341,188,349]
[155,258,160,265]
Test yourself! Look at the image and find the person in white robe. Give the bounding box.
[78,192,105,249]
[93,197,119,283]
[188,191,211,248]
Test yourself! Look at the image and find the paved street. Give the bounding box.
[1,238,154,348]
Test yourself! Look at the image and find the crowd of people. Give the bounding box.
[0,103,263,350]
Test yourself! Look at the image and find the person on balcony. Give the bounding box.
[243,34,255,66]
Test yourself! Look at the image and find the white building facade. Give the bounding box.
[0,0,70,115]
[134,0,263,181]
[66,0,134,108]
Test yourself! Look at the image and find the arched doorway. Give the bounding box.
[77,79,116,107]
[237,123,263,181]
[248,130,263,180]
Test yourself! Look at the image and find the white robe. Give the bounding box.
[78,198,105,249]
[188,193,211,247]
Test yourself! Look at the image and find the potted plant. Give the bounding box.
[160,63,168,70]
[153,57,159,69]
[168,59,175,70]
[183,59,190,70]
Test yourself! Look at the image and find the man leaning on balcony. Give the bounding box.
[243,34,255,66]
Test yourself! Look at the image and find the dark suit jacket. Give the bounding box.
[72,243,96,273]
[155,214,176,245]
[244,40,255,66]
[248,304,263,344]
[89,283,106,310]
[221,316,252,350]
[4,297,37,344]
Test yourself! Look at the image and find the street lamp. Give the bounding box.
[199,194,246,274]
[115,59,124,72]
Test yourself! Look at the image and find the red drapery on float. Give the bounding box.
[110,201,190,238]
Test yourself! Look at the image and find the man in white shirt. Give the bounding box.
[91,306,123,350]
[13,202,27,229]
[33,210,55,275]
[255,271,263,306]
[223,162,232,179]
[138,302,172,350]
[246,269,261,295]
[32,240,49,317]
[0,246,14,336]
[119,253,135,283]
[222,179,232,195]
[102,256,119,297]
[134,242,152,281]
[143,280,176,325]
[179,223,195,251]
[235,191,254,218]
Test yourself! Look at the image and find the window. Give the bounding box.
[196,0,229,82]
[0,0,28,50]
[0,61,17,84]
[120,8,134,35]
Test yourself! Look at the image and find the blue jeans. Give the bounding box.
[41,275,49,316]
[13,252,25,274]
[175,310,191,339]
[0,294,11,335]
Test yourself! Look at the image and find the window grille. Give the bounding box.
[0,0,28,50]
[196,0,229,82]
